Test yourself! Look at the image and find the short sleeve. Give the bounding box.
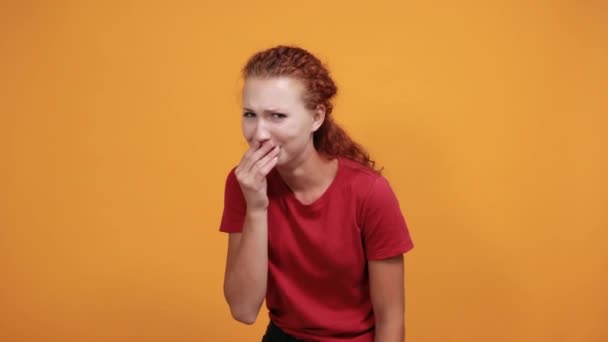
[219,167,247,233]
[360,176,414,260]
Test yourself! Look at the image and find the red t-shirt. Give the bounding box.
[219,157,414,342]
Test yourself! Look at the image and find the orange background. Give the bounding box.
[1,1,606,341]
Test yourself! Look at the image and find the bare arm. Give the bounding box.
[223,209,268,324]
[369,254,406,342]
[222,140,280,324]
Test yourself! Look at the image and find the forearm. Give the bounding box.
[374,315,404,342]
[224,209,268,323]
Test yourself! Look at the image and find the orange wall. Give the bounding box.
[1,1,606,341]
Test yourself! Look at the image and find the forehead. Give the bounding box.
[242,76,306,110]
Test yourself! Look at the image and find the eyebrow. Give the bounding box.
[243,107,286,113]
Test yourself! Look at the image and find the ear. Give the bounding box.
[311,104,326,132]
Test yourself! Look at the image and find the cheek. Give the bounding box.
[276,120,307,141]
[275,127,311,154]
[271,127,298,149]
[241,122,255,143]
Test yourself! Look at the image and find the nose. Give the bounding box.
[253,120,271,143]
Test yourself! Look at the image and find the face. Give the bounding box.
[241,76,324,166]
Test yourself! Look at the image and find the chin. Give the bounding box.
[275,152,291,168]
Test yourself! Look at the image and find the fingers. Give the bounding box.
[240,141,276,173]
[236,140,257,170]
[257,155,279,179]
[252,146,280,181]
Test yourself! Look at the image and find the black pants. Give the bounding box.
[262,321,303,342]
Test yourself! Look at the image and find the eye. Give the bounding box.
[243,111,256,118]
[271,113,287,119]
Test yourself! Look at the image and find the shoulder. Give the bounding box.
[224,165,239,184]
[223,165,244,198]
[337,158,402,208]
[338,158,385,192]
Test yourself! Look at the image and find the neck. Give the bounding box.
[276,144,337,193]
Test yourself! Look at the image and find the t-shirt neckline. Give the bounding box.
[276,157,342,211]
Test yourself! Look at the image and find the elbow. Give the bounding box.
[230,309,257,325]
[224,290,261,325]
[227,302,259,325]
[223,281,264,325]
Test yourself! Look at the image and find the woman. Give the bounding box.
[219,45,414,342]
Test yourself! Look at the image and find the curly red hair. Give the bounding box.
[242,45,381,173]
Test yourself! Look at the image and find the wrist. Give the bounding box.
[246,208,268,218]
